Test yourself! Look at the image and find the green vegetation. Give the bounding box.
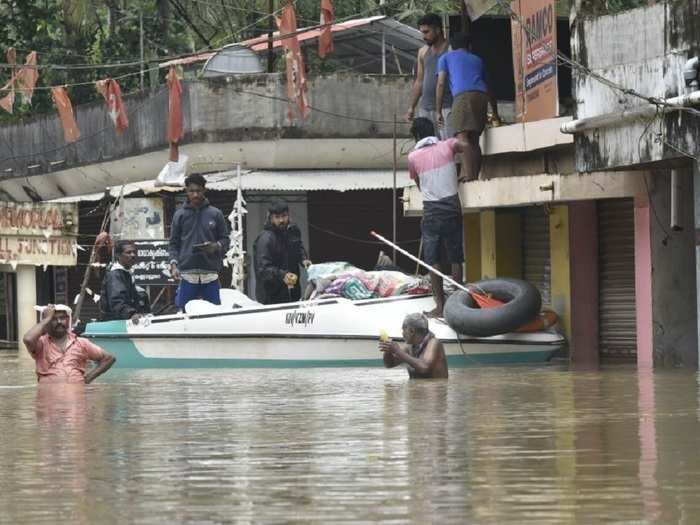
[0,0,653,121]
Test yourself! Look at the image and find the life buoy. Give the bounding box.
[444,278,542,337]
[516,309,559,333]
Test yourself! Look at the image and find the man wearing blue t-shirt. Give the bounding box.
[436,32,500,182]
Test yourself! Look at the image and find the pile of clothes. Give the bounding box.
[305,262,431,301]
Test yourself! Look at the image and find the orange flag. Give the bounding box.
[16,51,38,105]
[167,67,183,144]
[51,86,81,143]
[95,78,129,133]
[319,0,335,58]
[276,4,310,121]
[0,48,17,114]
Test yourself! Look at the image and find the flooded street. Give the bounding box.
[1,352,700,524]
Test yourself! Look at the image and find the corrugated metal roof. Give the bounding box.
[50,169,412,203]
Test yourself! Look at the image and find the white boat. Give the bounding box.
[83,290,566,368]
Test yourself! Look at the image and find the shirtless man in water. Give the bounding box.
[379,313,448,379]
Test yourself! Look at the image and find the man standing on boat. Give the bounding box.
[100,240,150,323]
[408,117,468,318]
[405,13,453,139]
[24,305,116,384]
[253,200,311,304]
[169,174,230,310]
[379,313,448,379]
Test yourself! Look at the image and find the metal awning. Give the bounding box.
[50,169,412,203]
[161,15,422,75]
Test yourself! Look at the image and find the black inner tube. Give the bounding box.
[444,278,542,337]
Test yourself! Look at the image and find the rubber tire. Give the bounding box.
[444,278,542,337]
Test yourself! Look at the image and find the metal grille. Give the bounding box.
[598,199,637,358]
[522,206,551,306]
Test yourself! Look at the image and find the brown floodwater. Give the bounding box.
[1,351,699,524]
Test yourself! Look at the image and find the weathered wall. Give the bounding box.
[572,2,700,171]
[649,168,698,367]
[0,73,413,180]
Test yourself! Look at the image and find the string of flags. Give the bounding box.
[0,0,336,142]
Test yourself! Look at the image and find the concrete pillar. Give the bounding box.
[16,265,37,363]
[463,213,481,283]
[495,210,522,278]
[480,210,497,279]
[634,194,653,369]
[550,205,572,342]
[568,201,599,367]
[477,209,523,280]
[695,161,700,368]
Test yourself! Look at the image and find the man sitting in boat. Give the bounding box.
[408,117,469,318]
[379,313,448,379]
[99,240,150,323]
[23,304,116,384]
[253,200,312,304]
[169,174,230,310]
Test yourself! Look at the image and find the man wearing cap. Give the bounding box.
[23,304,116,384]
[169,174,230,309]
[253,200,312,304]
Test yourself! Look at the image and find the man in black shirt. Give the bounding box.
[253,200,311,304]
[100,240,150,322]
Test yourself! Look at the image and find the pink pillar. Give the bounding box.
[569,201,599,367]
[634,196,653,368]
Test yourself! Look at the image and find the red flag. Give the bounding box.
[51,86,81,143]
[0,48,17,114]
[276,4,310,121]
[167,67,183,144]
[16,51,39,105]
[319,0,335,58]
[95,78,129,133]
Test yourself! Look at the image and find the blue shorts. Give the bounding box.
[421,214,464,265]
[175,280,221,308]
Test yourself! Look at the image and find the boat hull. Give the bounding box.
[84,295,565,368]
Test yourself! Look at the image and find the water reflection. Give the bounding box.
[1,358,700,523]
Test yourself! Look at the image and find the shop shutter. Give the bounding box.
[522,206,551,306]
[598,198,637,358]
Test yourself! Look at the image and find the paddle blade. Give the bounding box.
[470,291,504,309]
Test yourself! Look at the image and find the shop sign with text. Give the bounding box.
[510,0,558,122]
[0,202,78,266]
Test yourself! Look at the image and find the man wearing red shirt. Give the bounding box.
[23,305,115,384]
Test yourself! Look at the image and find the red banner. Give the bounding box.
[167,67,184,144]
[51,86,81,143]
[277,4,310,122]
[95,78,129,134]
[319,0,335,58]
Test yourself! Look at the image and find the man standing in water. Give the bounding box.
[23,305,116,384]
[169,174,230,310]
[379,313,448,379]
[253,200,311,304]
[405,13,453,139]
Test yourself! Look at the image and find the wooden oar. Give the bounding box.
[370,230,503,309]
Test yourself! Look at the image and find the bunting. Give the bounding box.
[51,86,81,143]
[95,78,129,133]
[0,48,17,114]
[16,51,38,105]
[319,0,335,58]
[276,4,310,122]
[167,67,184,144]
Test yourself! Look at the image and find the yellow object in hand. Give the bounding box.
[379,329,390,342]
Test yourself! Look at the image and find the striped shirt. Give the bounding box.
[408,137,459,202]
